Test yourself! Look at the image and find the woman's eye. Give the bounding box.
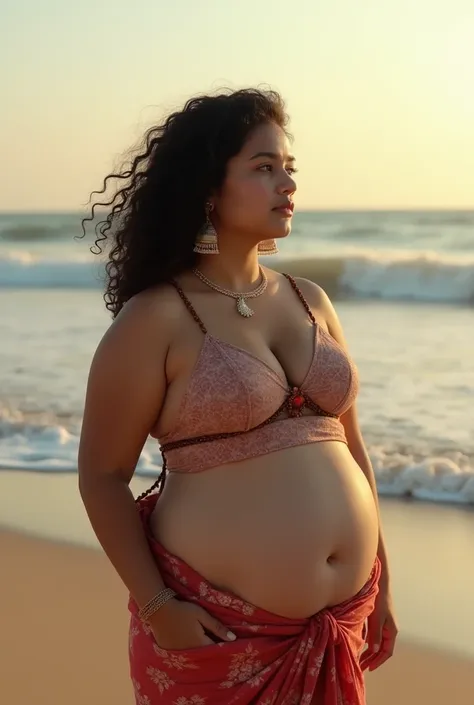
[257,164,298,175]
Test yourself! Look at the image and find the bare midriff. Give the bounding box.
[149,440,379,619]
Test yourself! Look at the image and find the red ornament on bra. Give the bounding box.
[287,386,306,417]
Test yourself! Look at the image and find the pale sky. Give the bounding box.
[2,0,474,211]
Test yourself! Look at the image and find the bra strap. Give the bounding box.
[283,273,316,325]
[169,279,208,334]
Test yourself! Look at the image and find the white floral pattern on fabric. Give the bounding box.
[220,644,263,688]
[132,679,152,705]
[247,665,272,689]
[309,652,325,676]
[157,548,256,616]
[146,667,176,694]
[153,646,199,671]
[129,623,140,655]
[198,580,256,616]
[300,694,313,705]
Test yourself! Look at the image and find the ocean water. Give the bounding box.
[0,210,473,506]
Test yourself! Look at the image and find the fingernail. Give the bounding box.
[374,644,380,652]
[227,631,237,640]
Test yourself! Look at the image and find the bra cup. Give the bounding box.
[303,327,357,416]
[161,330,357,445]
[171,339,287,439]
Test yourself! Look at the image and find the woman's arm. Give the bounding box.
[79,289,237,648]
[78,291,173,608]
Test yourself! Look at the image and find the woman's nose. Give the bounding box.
[278,174,297,195]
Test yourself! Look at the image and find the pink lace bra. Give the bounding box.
[153,274,359,477]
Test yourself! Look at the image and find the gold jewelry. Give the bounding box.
[192,266,268,318]
[193,203,219,255]
[258,239,279,255]
[138,587,177,623]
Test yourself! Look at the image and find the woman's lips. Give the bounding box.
[272,207,293,217]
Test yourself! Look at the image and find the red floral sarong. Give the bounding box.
[129,493,380,705]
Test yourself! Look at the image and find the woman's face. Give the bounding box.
[213,122,297,245]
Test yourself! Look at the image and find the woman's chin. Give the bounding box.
[275,226,292,240]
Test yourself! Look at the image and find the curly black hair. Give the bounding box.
[79,87,290,318]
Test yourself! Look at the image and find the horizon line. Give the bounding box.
[1,206,473,215]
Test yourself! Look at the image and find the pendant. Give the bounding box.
[236,296,254,317]
[287,386,306,417]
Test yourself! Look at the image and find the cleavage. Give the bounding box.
[208,327,316,391]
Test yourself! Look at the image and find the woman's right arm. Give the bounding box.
[78,292,171,608]
[78,292,235,647]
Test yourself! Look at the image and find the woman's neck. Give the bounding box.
[194,246,262,291]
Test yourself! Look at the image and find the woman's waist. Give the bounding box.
[136,491,380,619]
[157,442,374,526]
[161,415,347,473]
[148,448,379,615]
[150,542,379,619]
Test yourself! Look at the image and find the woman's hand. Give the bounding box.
[360,584,399,672]
[148,598,237,650]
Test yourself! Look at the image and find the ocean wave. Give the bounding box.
[0,214,86,242]
[413,213,474,227]
[333,226,385,239]
[371,448,474,505]
[0,252,104,288]
[1,249,474,304]
[0,419,473,505]
[274,251,474,304]
[0,225,64,241]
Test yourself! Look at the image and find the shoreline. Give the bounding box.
[2,527,473,705]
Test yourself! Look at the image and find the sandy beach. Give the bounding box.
[1,528,473,705]
[1,470,474,704]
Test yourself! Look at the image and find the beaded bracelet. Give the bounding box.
[138,587,177,622]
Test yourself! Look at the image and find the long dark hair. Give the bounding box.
[79,88,290,318]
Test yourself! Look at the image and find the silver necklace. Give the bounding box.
[192,266,268,318]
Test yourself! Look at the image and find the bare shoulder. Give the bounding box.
[79,284,184,483]
[115,284,183,330]
[98,284,183,352]
[290,276,348,348]
[288,276,335,319]
[86,283,185,391]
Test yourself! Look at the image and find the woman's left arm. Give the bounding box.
[296,278,398,670]
[337,403,399,672]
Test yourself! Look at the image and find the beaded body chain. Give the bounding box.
[135,274,337,503]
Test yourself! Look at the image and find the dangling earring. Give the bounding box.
[194,202,219,254]
[258,239,279,255]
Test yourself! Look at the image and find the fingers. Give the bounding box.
[200,634,214,645]
[369,624,397,670]
[361,644,386,671]
[361,624,397,671]
[360,648,378,671]
[196,606,237,642]
[360,617,382,671]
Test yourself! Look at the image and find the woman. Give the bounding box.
[78,88,397,705]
